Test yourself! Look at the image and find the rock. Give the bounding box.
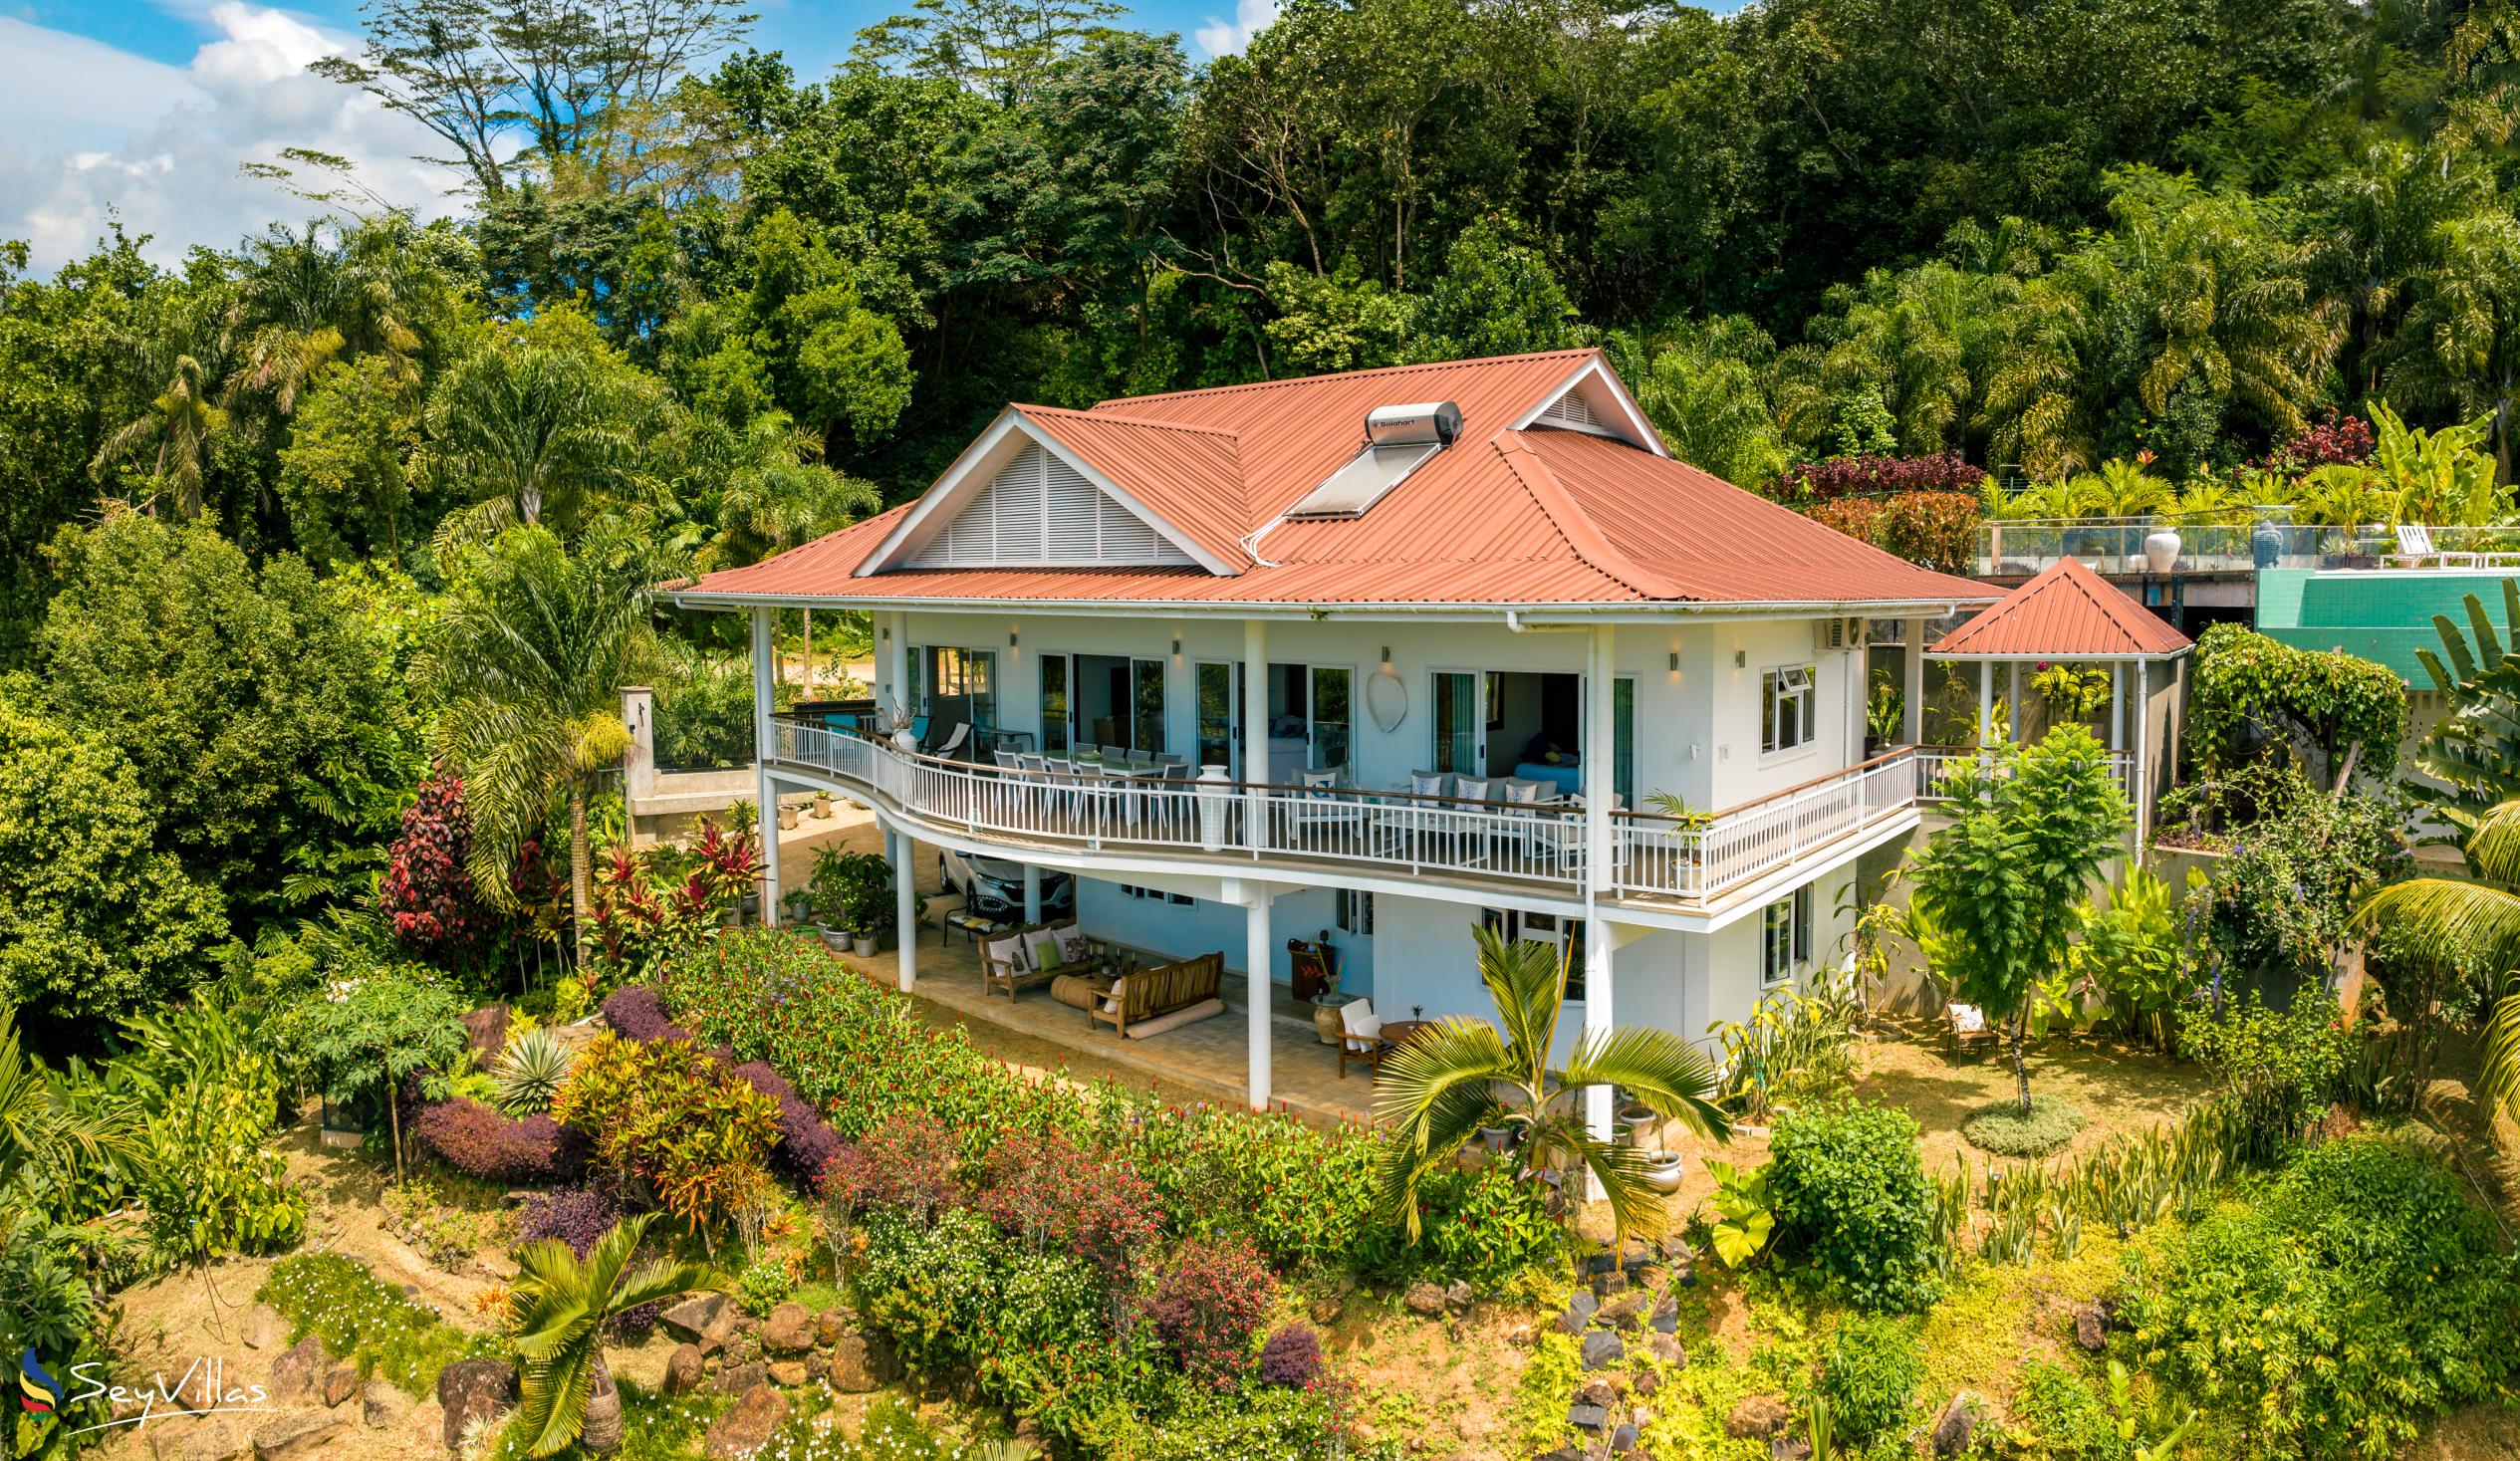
[816,1309,850,1346]
[1592,1270,1630,1298]
[768,1360,808,1388]
[1647,1335,1685,1366]
[663,1294,736,1347]
[1309,1294,1344,1326]
[1636,1264,1668,1291]
[1454,1415,1491,1441]
[662,1344,706,1395]
[1404,1282,1446,1317]
[1579,1331,1626,1370]
[322,1361,361,1407]
[1770,1439,1812,1461]
[1613,1422,1641,1453]
[1566,1403,1610,1431]
[826,1334,895,1392]
[1619,1238,1652,1269]
[713,1362,768,1396]
[460,1004,510,1059]
[1931,1392,1987,1457]
[360,1381,407,1428]
[803,1353,827,1382]
[1584,1249,1617,1276]
[1443,1280,1475,1311]
[1725,1394,1791,1439]
[265,1338,326,1408]
[249,1411,343,1461]
[1556,1290,1599,1335]
[703,1384,791,1460]
[436,1357,518,1451]
[1575,1379,1618,1409]
[177,1421,245,1461]
[239,1306,287,1351]
[2073,1303,2108,1352]
[1634,1370,1661,1397]
[1649,1294,1679,1334]
[142,1415,199,1461]
[1598,1294,1644,1331]
[762,1303,816,1355]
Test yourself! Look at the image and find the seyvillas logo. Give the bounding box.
[19,1349,58,1414]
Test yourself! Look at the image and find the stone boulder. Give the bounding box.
[663,1293,737,1349]
[762,1303,816,1355]
[1725,1394,1791,1439]
[2073,1303,2107,1352]
[1579,1331,1625,1370]
[360,1381,408,1429]
[1555,1290,1599,1336]
[1403,1282,1445,1317]
[435,1357,518,1451]
[815,1309,850,1346]
[239,1306,287,1351]
[704,1384,791,1460]
[713,1361,768,1397]
[176,1421,245,1461]
[1931,1392,1988,1457]
[1566,1403,1610,1431]
[662,1344,707,1396]
[1769,1438,1812,1461]
[460,1005,511,1060]
[826,1334,895,1393]
[1646,1334,1685,1366]
[248,1412,343,1461]
[321,1361,361,1407]
[1443,1280,1475,1311]
[264,1338,326,1409]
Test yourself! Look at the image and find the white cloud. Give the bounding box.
[0,4,465,274]
[1193,0,1278,58]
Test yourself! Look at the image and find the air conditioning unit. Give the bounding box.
[1814,616,1863,652]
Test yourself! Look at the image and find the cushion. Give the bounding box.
[1409,771,1449,798]
[1032,938,1064,972]
[986,936,1030,973]
[1125,996,1225,1040]
[1339,997,1382,1041]
[1056,926,1094,963]
[1949,1002,1986,1034]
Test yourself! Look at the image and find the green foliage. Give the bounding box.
[2180,990,2353,1161]
[492,1028,576,1116]
[2068,866,2189,1049]
[2124,1134,2520,1459]
[1764,1100,1938,1313]
[550,1033,781,1240]
[1959,1094,2087,1157]
[1405,220,1581,364]
[2188,623,2406,784]
[1816,1313,1924,1443]
[121,998,306,1266]
[278,963,470,1109]
[1702,1158,1775,1268]
[0,696,226,1031]
[2183,766,2407,979]
[2408,580,2520,845]
[511,1211,719,1457]
[257,1252,484,1396]
[1706,965,1861,1123]
[2007,1360,2129,1460]
[811,848,905,934]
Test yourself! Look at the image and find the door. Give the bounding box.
[1038,653,1072,754]
[1431,671,1483,775]
[1195,661,1241,773]
[1132,657,1166,754]
[1309,665,1352,772]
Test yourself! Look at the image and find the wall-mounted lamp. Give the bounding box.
[880,625,890,645]
[1009,625,1020,650]
[1668,651,1680,672]
[1170,634,1183,657]
[1733,648,1746,668]
[1381,644,1393,669]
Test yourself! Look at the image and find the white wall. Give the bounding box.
[1075,876,1371,995]
[885,609,1867,819]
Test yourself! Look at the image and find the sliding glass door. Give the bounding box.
[1038,653,1071,754]
[1431,671,1482,774]
[1195,661,1241,773]
[1309,666,1352,771]
[1132,658,1166,754]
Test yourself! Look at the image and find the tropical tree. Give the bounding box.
[419,520,673,954]
[1907,726,2132,1112]
[2357,798,2520,1125]
[1611,320,1790,488]
[90,351,226,519]
[511,1212,718,1456]
[2408,580,2520,845]
[424,309,660,543]
[1378,926,1729,1242]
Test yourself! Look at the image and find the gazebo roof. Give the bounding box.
[1930,557,2192,660]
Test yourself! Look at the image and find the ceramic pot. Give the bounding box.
[777,805,799,831]
[1640,1149,1685,1194]
[853,935,877,957]
[2142,527,2181,574]
[820,927,851,952]
[892,728,920,753]
[1311,993,1358,1047]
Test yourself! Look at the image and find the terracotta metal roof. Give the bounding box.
[679,350,2005,612]
[1931,557,2193,658]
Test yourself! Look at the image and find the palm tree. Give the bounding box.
[419,521,672,954]
[91,353,226,518]
[2357,798,2520,1124]
[1378,927,1730,1243]
[512,1213,717,1456]
[425,317,651,544]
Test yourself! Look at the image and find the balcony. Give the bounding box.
[1974,518,2520,579]
[765,722,2019,915]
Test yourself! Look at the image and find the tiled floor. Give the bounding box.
[758,804,1379,1124]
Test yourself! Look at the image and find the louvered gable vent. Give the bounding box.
[1538,387,1599,429]
[907,443,1195,568]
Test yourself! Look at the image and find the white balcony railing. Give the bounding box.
[771,721,1932,907]
[1912,746,2137,803]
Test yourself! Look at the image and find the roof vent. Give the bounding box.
[1285,401,1462,519]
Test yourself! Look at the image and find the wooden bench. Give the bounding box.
[979,922,1060,1000]
[1944,1001,1999,1061]
[1090,952,1224,1037]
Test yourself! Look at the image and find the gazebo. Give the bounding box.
[1929,557,2193,841]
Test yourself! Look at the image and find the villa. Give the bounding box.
[672,349,2161,1115]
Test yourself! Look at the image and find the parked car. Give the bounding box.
[941,850,1075,922]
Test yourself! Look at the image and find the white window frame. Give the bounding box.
[1760,885,1813,987]
[1762,662,1818,757]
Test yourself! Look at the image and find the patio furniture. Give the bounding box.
[1513,760,1582,796]
[1049,972,1116,1012]
[932,722,971,758]
[981,921,1101,999]
[1090,951,1225,1037]
[1286,767,1365,849]
[922,887,974,944]
[1336,996,1384,1079]
[1944,1001,1998,1061]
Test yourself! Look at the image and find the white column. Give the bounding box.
[890,820,917,992]
[2135,658,2150,847]
[1978,661,1993,748]
[1022,864,1042,924]
[1245,883,1274,1110]
[883,612,909,718]
[751,609,779,918]
[2008,661,2023,742]
[1242,619,1268,848]
[1901,618,1925,744]
[1583,624,1617,1148]
[2110,662,2126,751]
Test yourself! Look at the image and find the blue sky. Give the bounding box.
[0,0,1271,273]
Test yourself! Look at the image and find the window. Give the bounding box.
[927,647,998,730]
[1761,886,1812,986]
[1195,662,1238,772]
[1337,889,1374,936]
[1762,664,1816,754]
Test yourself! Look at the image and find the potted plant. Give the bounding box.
[1640,1149,1685,1194]
[776,800,799,832]
[806,846,856,951]
[819,848,920,956]
[811,790,833,820]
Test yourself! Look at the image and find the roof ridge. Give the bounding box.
[1085,349,1602,410]
[1015,403,1243,440]
[1491,433,1689,602]
[2058,557,2160,638]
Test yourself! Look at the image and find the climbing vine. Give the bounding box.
[2188,623,2405,784]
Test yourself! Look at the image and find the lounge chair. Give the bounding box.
[1944,1001,1998,1061]
[1091,951,1224,1037]
[1337,997,1384,1079]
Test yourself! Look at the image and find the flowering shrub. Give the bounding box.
[549,1033,781,1237]
[256,1252,485,1396]
[1147,1236,1277,1381]
[656,931,1553,1288]
[1804,491,1980,574]
[820,1112,960,1221]
[973,1130,1162,1282]
[413,1096,588,1184]
[1783,452,1986,501]
[1257,1325,1324,1388]
[378,768,497,961]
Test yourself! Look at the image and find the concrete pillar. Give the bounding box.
[891,820,917,992]
[1242,619,1268,846]
[1245,883,1274,1110]
[1022,863,1042,924]
[758,766,781,927]
[1900,619,1925,744]
[883,612,910,719]
[750,609,778,916]
[1583,624,1618,1148]
[2135,658,2150,848]
[2008,661,2023,743]
[1978,661,1993,748]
